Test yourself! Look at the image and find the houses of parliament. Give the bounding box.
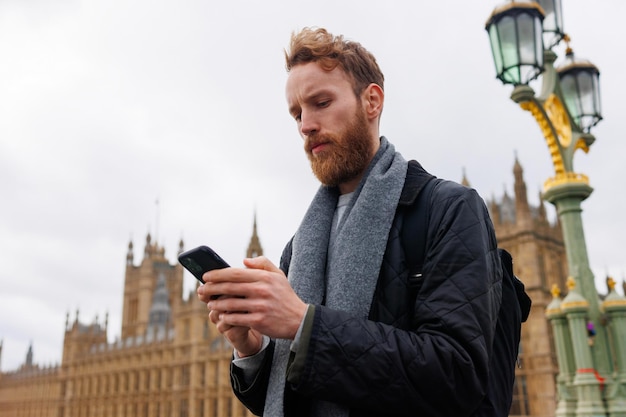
[1,159,623,417]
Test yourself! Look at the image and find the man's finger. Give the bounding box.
[243,256,282,273]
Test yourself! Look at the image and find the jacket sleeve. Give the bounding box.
[286,182,502,417]
[230,340,275,416]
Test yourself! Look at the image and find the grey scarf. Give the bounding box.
[264,137,408,416]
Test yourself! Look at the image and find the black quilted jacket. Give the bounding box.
[231,161,502,417]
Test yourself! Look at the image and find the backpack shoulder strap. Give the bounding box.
[401,173,438,281]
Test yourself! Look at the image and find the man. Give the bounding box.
[198,27,502,417]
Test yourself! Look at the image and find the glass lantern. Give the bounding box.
[486,1,545,85]
[558,50,602,132]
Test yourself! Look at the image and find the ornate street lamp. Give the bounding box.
[484,2,626,417]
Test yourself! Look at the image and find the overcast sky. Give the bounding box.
[1,0,624,372]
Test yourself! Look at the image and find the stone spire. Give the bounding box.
[513,155,531,226]
[126,239,134,266]
[177,238,185,256]
[144,233,151,256]
[246,212,263,258]
[143,232,165,261]
[537,191,548,223]
[25,342,33,367]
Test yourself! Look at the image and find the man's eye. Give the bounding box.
[294,114,301,122]
[318,101,330,108]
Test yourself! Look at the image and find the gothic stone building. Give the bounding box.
[0,219,263,417]
[2,160,622,417]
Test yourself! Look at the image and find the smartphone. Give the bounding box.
[178,245,230,283]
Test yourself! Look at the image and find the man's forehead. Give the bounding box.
[286,63,351,95]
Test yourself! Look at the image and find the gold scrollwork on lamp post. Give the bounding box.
[519,95,566,178]
[519,94,592,192]
[544,94,572,148]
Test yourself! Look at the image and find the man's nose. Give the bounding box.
[300,111,318,136]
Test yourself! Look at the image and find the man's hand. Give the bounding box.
[197,256,308,355]
[207,307,264,357]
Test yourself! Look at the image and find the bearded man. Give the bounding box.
[198,27,502,417]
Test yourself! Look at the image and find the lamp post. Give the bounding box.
[486,2,626,417]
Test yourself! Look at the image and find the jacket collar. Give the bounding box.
[399,160,435,207]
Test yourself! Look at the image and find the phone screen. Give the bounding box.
[178,245,229,282]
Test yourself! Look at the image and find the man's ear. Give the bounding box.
[362,83,384,121]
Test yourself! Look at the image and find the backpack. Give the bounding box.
[402,174,532,417]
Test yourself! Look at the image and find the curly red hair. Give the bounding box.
[285,27,384,97]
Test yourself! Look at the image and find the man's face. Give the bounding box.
[286,62,375,188]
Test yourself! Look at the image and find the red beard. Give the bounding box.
[305,108,373,187]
